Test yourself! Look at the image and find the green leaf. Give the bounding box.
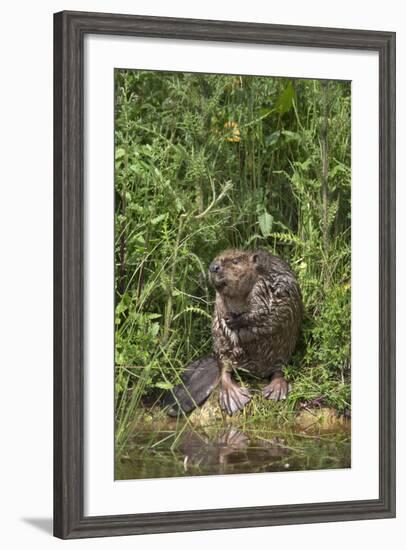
[281,130,300,141]
[155,381,174,390]
[175,197,184,212]
[276,81,295,114]
[115,147,125,160]
[329,163,349,179]
[145,313,162,320]
[115,302,128,315]
[150,323,160,337]
[293,157,312,171]
[258,210,274,237]
[150,213,167,225]
[265,131,281,147]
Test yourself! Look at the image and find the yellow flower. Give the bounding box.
[224,121,241,142]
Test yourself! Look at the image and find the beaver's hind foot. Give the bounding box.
[219,372,251,415]
[263,373,289,401]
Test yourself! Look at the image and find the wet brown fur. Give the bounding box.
[208,249,302,413]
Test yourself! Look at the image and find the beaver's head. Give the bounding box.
[208,249,263,298]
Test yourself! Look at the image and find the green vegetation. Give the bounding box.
[114,70,351,453]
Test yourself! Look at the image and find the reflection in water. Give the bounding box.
[180,429,289,474]
[116,422,351,480]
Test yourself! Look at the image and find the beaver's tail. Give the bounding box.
[163,356,220,417]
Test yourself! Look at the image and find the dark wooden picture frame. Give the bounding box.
[54,10,396,539]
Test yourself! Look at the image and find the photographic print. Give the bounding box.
[54,11,395,538]
[114,69,351,480]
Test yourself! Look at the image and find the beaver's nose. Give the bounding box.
[209,261,221,273]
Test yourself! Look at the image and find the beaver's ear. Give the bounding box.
[251,250,271,272]
[251,250,267,264]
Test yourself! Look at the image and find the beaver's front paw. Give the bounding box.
[225,312,245,331]
[231,346,245,361]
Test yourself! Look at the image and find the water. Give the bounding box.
[115,420,351,480]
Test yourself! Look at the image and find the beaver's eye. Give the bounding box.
[232,258,239,265]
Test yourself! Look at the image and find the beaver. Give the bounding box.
[165,249,302,416]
